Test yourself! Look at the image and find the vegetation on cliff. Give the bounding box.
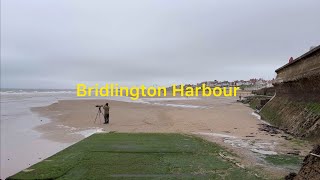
[260,96,320,140]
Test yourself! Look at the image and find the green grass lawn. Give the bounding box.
[8,133,261,179]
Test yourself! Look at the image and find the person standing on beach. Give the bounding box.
[103,103,110,124]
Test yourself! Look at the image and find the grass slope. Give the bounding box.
[264,154,303,167]
[8,133,261,180]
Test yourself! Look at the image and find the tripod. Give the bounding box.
[94,106,104,124]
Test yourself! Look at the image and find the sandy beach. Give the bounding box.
[31,95,312,177]
[34,96,264,137]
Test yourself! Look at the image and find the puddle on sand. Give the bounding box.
[56,124,105,138]
[195,132,278,155]
[251,112,271,125]
[56,124,78,131]
[151,102,206,109]
[72,128,105,138]
[251,149,277,155]
[139,97,207,109]
[196,132,236,138]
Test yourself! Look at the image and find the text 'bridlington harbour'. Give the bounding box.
[77,84,240,100]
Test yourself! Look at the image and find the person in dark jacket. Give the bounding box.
[103,103,110,124]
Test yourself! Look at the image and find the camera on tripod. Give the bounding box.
[94,105,104,124]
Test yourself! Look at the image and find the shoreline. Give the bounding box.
[0,95,72,179]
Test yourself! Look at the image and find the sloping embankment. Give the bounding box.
[260,93,320,140]
[260,47,320,141]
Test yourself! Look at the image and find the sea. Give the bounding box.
[0,88,78,179]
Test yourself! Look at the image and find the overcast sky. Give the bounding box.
[1,0,320,88]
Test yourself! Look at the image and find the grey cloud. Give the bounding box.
[1,0,320,88]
